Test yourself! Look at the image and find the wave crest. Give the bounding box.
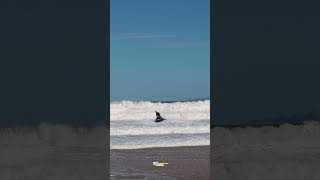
[110,100,210,121]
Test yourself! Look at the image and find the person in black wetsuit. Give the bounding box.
[155,111,165,122]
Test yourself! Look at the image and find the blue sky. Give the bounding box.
[111,0,210,101]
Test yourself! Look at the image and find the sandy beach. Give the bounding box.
[110,146,210,180]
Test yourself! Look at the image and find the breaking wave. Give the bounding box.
[111,123,209,136]
[112,133,209,149]
[110,100,210,149]
[110,100,210,121]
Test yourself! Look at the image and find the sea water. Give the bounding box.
[110,100,210,149]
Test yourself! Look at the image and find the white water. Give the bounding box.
[110,100,210,149]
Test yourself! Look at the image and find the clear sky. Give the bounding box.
[111,0,210,101]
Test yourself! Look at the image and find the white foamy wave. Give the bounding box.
[111,133,209,149]
[111,124,209,136]
[110,100,210,149]
[110,100,210,121]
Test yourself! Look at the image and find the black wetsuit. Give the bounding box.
[155,111,165,122]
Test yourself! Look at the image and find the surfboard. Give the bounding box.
[155,118,166,122]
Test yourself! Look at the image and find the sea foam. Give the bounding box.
[111,100,210,149]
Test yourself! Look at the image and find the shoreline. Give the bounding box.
[110,145,210,180]
[111,145,209,151]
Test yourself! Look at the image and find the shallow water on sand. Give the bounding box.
[110,146,210,180]
[110,171,178,180]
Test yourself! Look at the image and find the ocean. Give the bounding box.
[110,100,210,149]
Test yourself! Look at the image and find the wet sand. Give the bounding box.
[110,146,210,180]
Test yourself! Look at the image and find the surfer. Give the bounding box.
[155,111,166,122]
